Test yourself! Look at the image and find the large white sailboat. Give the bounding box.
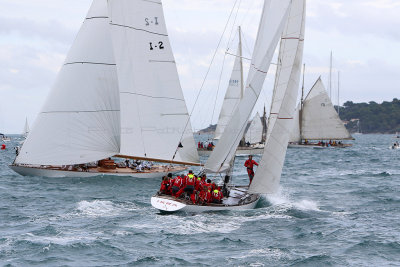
[288,77,353,148]
[152,0,306,212]
[10,0,200,178]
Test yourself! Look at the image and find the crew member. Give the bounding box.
[211,188,223,204]
[159,176,170,194]
[1,144,6,150]
[171,174,185,197]
[198,185,211,205]
[176,170,195,198]
[244,155,258,184]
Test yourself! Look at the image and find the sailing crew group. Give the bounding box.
[158,171,223,205]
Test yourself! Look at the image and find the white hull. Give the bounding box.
[9,165,183,178]
[151,187,260,212]
[288,143,351,149]
[198,147,264,157]
[1,138,11,142]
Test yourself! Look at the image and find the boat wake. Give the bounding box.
[263,188,321,212]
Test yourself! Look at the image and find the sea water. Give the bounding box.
[0,134,399,266]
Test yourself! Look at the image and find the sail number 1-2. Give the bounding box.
[149,42,164,50]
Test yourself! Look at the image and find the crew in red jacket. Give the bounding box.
[244,155,258,184]
[198,186,212,205]
[171,175,185,197]
[159,176,170,195]
[176,170,196,198]
[211,188,223,204]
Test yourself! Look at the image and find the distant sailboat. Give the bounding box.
[22,118,30,138]
[288,77,353,148]
[10,0,200,178]
[198,27,266,157]
[152,0,305,212]
[245,112,263,145]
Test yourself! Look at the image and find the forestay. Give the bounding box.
[205,0,292,173]
[249,0,306,194]
[108,0,199,164]
[16,0,121,165]
[245,112,263,144]
[214,43,243,140]
[301,78,352,140]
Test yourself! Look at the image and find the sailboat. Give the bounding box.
[152,0,306,212]
[288,77,353,148]
[22,118,30,138]
[10,0,201,178]
[197,27,266,157]
[1,133,11,142]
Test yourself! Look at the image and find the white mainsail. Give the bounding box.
[205,0,292,173]
[300,77,352,140]
[107,0,198,164]
[16,0,120,166]
[249,0,306,194]
[245,112,263,144]
[22,118,30,138]
[214,41,244,140]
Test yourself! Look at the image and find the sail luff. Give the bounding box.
[205,0,292,173]
[108,0,199,163]
[249,0,306,194]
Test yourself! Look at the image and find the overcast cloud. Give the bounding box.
[0,0,398,132]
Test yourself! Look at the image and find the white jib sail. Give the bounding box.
[16,0,121,166]
[249,0,306,194]
[205,0,292,173]
[214,43,243,140]
[301,77,352,140]
[22,118,30,138]
[108,0,199,164]
[245,112,263,144]
[266,0,305,143]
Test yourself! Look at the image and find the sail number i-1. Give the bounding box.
[145,17,164,51]
[145,17,159,26]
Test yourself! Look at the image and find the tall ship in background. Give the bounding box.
[10,0,201,178]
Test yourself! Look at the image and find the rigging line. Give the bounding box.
[226,0,243,52]
[210,0,242,127]
[172,0,240,160]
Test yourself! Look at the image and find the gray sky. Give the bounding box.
[0,0,399,133]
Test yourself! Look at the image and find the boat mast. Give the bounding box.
[238,26,246,146]
[337,71,340,115]
[262,105,267,143]
[299,63,305,141]
[329,51,332,100]
[239,26,244,99]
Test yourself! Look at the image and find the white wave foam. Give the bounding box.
[77,200,119,217]
[266,187,321,212]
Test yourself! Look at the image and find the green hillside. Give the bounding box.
[339,98,400,133]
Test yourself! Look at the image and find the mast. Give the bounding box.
[299,63,305,141]
[238,26,244,99]
[262,105,267,143]
[239,26,246,146]
[337,71,340,115]
[329,51,332,100]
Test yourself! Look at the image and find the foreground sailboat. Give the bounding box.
[288,77,353,148]
[10,0,200,178]
[152,0,306,212]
